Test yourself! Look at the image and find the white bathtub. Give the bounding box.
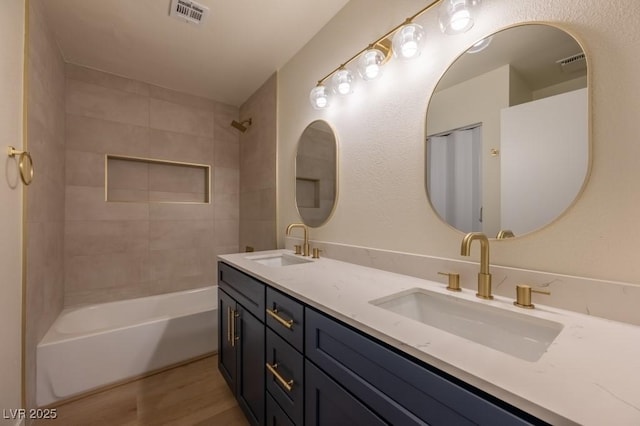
[36,286,218,407]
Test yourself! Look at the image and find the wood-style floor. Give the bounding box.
[36,355,248,426]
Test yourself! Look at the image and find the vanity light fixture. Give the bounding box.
[357,43,390,81]
[332,68,355,95]
[310,84,331,110]
[309,0,481,109]
[438,0,480,35]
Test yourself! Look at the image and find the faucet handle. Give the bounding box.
[312,248,323,259]
[513,284,551,309]
[294,245,302,255]
[438,272,461,292]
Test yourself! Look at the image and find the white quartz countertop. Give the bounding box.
[219,249,640,425]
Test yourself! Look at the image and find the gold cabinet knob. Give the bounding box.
[514,284,550,309]
[438,272,461,292]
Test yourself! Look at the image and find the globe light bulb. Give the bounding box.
[309,85,330,109]
[357,48,386,81]
[331,68,354,95]
[438,0,480,35]
[392,23,425,60]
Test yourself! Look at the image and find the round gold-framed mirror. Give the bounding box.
[295,120,338,227]
[425,23,590,239]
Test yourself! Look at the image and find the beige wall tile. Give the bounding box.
[214,193,239,221]
[148,162,207,195]
[64,220,149,257]
[238,74,277,252]
[66,114,149,156]
[65,284,154,306]
[149,220,214,251]
[149,98,213,138]
[149,247,214,282]
[149,85,215,111]
[107,158,149,190]
[215,220,239,247]
[65,150,104,187]
[107,189,150,203]
[214,138,239,169]
[26,1,67,412]
[215,167,240,195]
[66,79,149,126]
[213,102,240,143]
[148,129,213,164]
[240,220,277,252]
[66,185,149,221]
[65,252,150,292]
[149,276,214,295]
[66,63,150,96]
[58,62,247,309]
[214,246,241,257]
[148,192,206,203]
[239,190,260,221]
[149,202,214,221]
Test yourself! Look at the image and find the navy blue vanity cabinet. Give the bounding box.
[218,262,266,426]
[266,393,295,426]
[305,361,387,426]
[265,288,305,425]
[305,308,542,426]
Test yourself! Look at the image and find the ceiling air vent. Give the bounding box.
[169,0,209,25]
[556,52,586,74]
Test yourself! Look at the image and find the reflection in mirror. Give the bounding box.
[426,24,589,238]
[295,120,338,227]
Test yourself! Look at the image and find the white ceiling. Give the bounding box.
[40,0,350,106]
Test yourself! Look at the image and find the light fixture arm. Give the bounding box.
[316,0,442,85]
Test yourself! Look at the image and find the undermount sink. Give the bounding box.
[246,253,313,267]
[370,288,563,362]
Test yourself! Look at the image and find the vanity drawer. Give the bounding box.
[218,262,265,320]
[266,393,295,426]
[305,308,538,426]
[266,287,304,352]
[266,328,304,425]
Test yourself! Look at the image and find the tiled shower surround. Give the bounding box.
[63,64,240,306]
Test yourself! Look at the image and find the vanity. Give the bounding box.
[217,249,640,426]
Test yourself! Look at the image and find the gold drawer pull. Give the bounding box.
[226,306,232,343]
[266,362,294,392]
[266,308,294,329]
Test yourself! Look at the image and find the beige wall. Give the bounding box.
[278,0,640,285]
[64,64,240,306]
[0,0,25,423]
[25,0,66,413]
[239,74,277,251]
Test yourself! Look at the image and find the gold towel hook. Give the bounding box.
[7,146,34,186]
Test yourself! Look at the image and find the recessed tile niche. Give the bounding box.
[106,155,211,203]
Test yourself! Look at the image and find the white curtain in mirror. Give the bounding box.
[427,126,482,233]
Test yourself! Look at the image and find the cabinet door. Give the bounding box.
[266,329,303,425]
[266,393,295,426]
[218,289,237,391]
[305,361,386,426]
[237,305,265,426]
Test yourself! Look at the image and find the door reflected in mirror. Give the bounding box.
[295,120,338,227]
[425,24,589,238]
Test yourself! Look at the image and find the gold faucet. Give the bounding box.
[286,223,310,256]
[460,232,493,299]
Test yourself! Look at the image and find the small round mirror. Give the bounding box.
[425,24,589,238]
[295,120,338,227]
